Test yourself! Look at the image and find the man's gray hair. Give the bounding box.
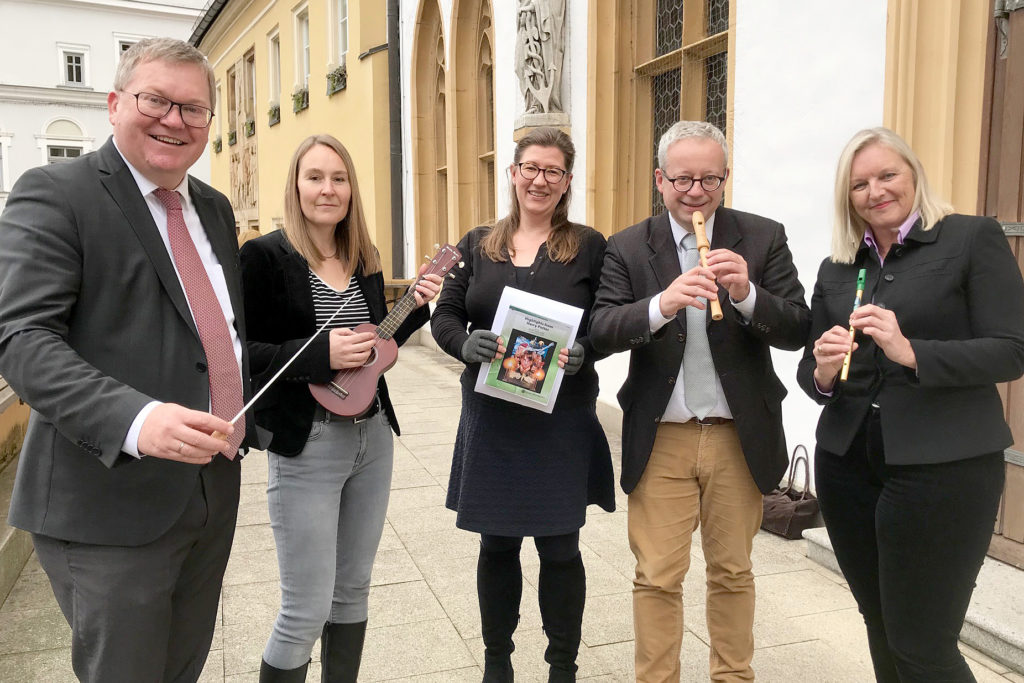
[657,121,729,169]
[113,38,216,107]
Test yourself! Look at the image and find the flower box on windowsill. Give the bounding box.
[268,104,281,127]
[227,130,237,146]
[243,119,255,137]
[326,65,347,96]
[292,87,309,113]
[212,136,222,153]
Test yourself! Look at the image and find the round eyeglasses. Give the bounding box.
[516,162,569,184]
[129,91,214,128]
[661,173,726,193]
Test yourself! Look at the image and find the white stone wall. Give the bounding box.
[731,0,887,478]
[0,0,208,209]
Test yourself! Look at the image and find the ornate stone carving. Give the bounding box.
[514,0,566,115]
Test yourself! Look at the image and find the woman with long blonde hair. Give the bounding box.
[241,135,441,682]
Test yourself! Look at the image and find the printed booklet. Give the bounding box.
[474,287,583,413]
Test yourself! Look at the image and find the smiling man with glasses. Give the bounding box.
[589,120,810,682]
[0,38,254,683]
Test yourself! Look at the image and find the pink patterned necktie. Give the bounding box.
[153,188,245,458]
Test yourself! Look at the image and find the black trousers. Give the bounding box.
[815,409,1004,683]
[480,530,580,562]
[33,456,239,683]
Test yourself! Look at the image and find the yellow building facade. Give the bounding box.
[193,0,397,276]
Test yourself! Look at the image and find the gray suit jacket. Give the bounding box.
[589,208,810,494]
[0,138,254,546]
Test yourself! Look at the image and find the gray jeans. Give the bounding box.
[262,410,394,669]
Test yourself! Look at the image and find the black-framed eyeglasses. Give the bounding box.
[516,162,569,184]
[661,173,726,193]
[128,91,214,128]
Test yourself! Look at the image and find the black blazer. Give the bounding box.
[589,209,810,494]
[796,214,1024,463]
[239,229,428,455]
[0,138,255,546]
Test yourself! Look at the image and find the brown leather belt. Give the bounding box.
[312,395,382,424]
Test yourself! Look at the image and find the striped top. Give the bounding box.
[309,269,372,330]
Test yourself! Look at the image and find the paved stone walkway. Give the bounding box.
[1,343,1021,682]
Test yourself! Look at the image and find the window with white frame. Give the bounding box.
[112,32,147,63]
[268,30,281,105]
[48,146,82,164]
[295,6,310,88]
[337,0,349,64]
[57,43,90,87]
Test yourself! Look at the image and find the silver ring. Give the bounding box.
[177,440,185,454]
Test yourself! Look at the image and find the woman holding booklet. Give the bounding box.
[431,127,614,682]
[797,127,1024,683]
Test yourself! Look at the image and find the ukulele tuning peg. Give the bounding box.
[459,261,465,268]
[424,254,430,260]
[433,243,440,249]
[448,272,456,279]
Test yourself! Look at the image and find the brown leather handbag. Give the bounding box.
[761,445,822,540]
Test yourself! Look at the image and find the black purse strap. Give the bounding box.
[781,444,811,499]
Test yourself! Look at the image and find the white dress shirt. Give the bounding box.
[647,211,756,422]
[114,143,242,456]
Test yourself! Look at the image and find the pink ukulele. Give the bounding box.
[308,243,461,417]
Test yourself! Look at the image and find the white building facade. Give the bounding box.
[0,0,210,211]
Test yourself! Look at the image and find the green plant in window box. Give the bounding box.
[212,136,222,153]
[244,119,255,137]
[292,86,309,113]
[326,64,347,96]
[227,130,237,146]
[268,103,281,127]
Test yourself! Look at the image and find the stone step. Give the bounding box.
[802,526,1024,674]
[0,455,32,605]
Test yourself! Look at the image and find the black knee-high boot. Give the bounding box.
[321,621,367,683]
[478,546,523,682]
[259,658,309,682]
[538,553,586,682]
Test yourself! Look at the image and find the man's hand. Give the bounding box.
[137,403,234,463]
[659,265,719,318]
[705,248,750,302]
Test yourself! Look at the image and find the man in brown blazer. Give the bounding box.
[590,121,810,682]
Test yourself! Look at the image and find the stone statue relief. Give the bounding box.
[515,0,566,115]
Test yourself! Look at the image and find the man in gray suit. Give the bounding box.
[590,121,810,682]
[0,38,253,682]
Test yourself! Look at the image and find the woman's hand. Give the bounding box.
[812,325,858,394]
[461,330,505,364]
[851,304,916,370]
[411,263,443,308]
[329,328,377,370]
[558,342,585,375]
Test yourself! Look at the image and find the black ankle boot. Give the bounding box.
[538,553,586,682]
[478,546,523,682]
[321,620,367,683]
[259,658,309,682]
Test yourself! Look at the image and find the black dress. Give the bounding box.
[431,225,615,536]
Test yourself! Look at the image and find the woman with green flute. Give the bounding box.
[797,127,1024,683]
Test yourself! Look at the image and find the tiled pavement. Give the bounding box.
[2,342,1022,682]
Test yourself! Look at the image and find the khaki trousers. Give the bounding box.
[628,421,763,682]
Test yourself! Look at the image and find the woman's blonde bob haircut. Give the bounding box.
[831,127,952,264]
[282,135,381,275]
[480,127,581,264]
